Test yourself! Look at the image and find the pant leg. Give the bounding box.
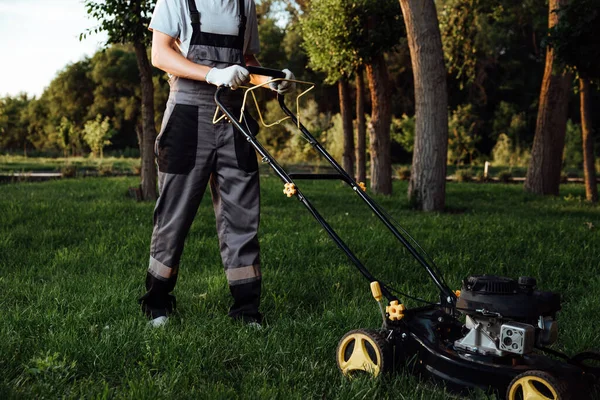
[210,114,262,322]
[140,102,217,319]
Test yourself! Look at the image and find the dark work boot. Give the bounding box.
[139,272,177,327]
[228,279,262,325]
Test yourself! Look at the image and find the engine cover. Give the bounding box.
[456,275,561,321]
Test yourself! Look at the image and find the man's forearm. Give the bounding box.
[152,42,212,81]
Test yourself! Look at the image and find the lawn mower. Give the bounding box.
[214,66,600,400]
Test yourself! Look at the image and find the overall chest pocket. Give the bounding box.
[156,104,198,174]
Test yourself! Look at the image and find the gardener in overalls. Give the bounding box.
[140,0,294,327]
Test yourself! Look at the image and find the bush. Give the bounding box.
[492,133,530,167]
[396,166,411,181]
[61,164,76,178]
[497,170,513,183]
[391,114,415,153]
[475,170,490,182]
[560,172,569,183]
[131,164,141,176]
[455,169,473,182]
[97,164,114,176]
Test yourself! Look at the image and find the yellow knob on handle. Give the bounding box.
[370,281,382,302]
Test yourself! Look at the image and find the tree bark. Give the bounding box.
[524,0,571,196]
[400,0,448,211]
[134,40,158,201]
[338,78,355,176]
[355,69,366,183]
[366,54,392,195]
[580,78,598,203]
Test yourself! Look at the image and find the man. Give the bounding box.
[139,0,294,327]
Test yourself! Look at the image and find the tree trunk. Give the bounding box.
[338,78,355,176]
[355,69,366,183]
[366,54,392,195]
[134,40,158,201]
[580,78,598,203]
[400,0,448,211]
[136,123,144,161]
[524,0,571,196]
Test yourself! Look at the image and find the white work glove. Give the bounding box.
[269,69,296,94]
[205,65,250,90]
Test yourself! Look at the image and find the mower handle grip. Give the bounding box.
[246,66,286,79]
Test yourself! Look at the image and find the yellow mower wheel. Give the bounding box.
[506,370,570,400]
[336,329,390,377]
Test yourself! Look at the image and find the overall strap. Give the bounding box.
[187,0,200,26]
[237,0,247,41]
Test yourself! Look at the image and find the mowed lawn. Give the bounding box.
[1,176,599,399]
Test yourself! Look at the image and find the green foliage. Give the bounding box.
[300,0,403,82]
[496,169,513,182]
[440,0,547,94]
[88,45,143,149]
[492,133,531,168]
[492,101,527,145]
[455,169,473,182]
[0,94,32,152]
[60,164,77,178]
[82,0,155,47]
[56,117,84,158]
[396,166,411,181]
[83,115,114,158]
[563,120,583,169]
[447,104,480,165]
[548,0,600,82]
[97,163,115,176]
[391,114,415,153]
[283,99,333,163]
[257,17,287,70]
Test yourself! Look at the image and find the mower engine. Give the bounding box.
[454,275,561,357]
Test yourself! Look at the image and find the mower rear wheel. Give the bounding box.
[336,329,390,377]
[506,370,570,400]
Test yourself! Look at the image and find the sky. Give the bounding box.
[0,0,108,98]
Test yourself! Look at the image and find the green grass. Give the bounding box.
[1,177,599,399]
[0,155,140,175]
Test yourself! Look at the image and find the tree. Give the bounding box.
[44,59,95,135]
[88,45,143,151]
[84,114,114,159]
[0,94,32,154]
[400,0,449,211]
[524,0,572,196]
[355,68,367,183]
[549,0,600,202]
[301,0,403,193]
[300,0,357,176]
[439,0,549,158]
[83,0,158,200]
[57,117,76,158]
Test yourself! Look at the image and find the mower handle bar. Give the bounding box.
[246,66,286,79]
[214,84,456,308]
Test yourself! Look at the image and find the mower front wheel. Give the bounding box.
[336,329,391,377]
[506,370,570,400]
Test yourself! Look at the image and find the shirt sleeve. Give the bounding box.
[244,0,260,55]
[149,0,182,39]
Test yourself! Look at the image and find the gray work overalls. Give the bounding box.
[140,0,262,323]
